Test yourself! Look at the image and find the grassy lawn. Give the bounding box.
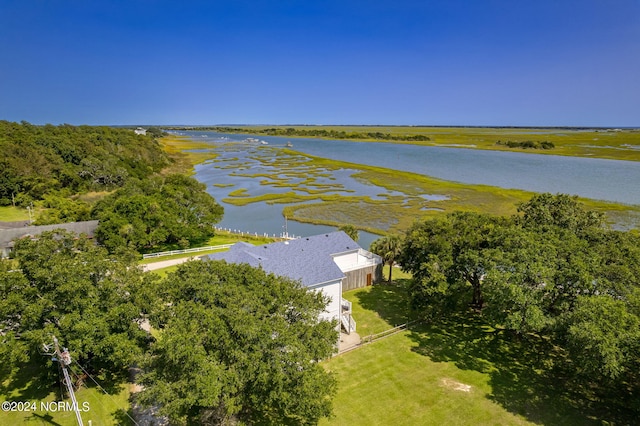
[344,279,416,336]
[325,279,636,425]
[0,205,29,221]
[149,264,179,278]
[323,332,531,426]
[138,248,227,265]
[203,231,276,246]
[0,361,133,425]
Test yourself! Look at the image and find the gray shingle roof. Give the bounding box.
[206,231,361,287]
[0,220,99,249]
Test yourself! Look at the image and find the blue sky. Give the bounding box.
[1,0,638,126]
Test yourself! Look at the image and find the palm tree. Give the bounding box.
[338,224,359,242]
[370,234,402,283]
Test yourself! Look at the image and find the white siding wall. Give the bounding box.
[312,279,343,330]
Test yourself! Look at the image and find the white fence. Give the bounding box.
[214,226,298,240]
[338,320,421,355]
[142,244,233,259]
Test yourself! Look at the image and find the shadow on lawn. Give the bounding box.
[353,279,417,327]
[113,407,137,426]
[1,359,133,423]
[407,313,638,425]
[27,412,62,425]
[349,279,638,424]
[0,360,56,402]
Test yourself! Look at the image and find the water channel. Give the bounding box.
[180,131,640,248]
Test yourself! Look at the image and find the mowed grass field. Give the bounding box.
[0,206,30,221]
[323,279,635,425]
[323,332,531,426]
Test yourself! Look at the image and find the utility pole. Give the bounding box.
[43,336,84,426]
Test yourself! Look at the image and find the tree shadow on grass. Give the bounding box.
[1,360,135,424]
[407,312,638,425]
[353,279,417,328]
[27,412,62,425]
[112,407,137,426]
[0,360,57,402]
[77,366,131,396]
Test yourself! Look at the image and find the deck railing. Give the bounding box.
[341,312,357,334]
[341,297,352,313]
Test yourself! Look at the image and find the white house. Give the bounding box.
[205,231,382,337]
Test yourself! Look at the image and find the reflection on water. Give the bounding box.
[193,140,406,248]
[179,131,640,245]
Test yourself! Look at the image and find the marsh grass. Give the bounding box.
[233,126,640,161]
[236,145,640,233]
[172,133,640,235]
[227,188,249,197]
[159,134,218,174]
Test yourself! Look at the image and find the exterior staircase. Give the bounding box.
[341,298,357,334]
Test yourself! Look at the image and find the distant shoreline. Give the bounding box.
[167,126,640,162]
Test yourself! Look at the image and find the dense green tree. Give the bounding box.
[0,120,169,205]
[481,228,558,334]
[517,193,604,233]
[401,212,508,309]
[93,174,223,252]
[139,260,338,425]
[0,231,153,381]
[400,193,640,389]
[146,127,165,138]
[563,295,640,380]
[34,194,92,224]
[370,234,402,284]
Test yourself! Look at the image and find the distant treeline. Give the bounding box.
[180,126,432,142]
[0,121,169,206]
[496,140,555,149]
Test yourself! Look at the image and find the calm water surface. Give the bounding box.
[238,133,640,204]
[181,131,640,246]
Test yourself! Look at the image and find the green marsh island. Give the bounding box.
[173,126,640,241]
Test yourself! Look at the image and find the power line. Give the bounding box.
[43,336,84,426]
[74,360,140,426]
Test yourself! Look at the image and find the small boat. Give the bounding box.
[261,140,268,145]
[286,141,293,147]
